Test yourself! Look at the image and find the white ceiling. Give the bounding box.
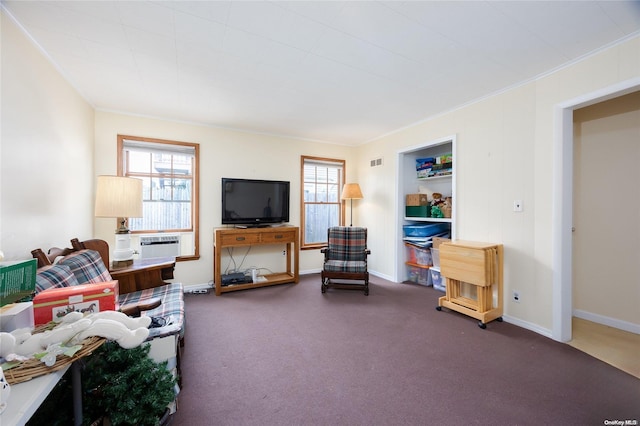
[3,1,640,145]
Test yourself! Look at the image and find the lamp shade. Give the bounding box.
[341,183,363,200]
[95,176,143,218]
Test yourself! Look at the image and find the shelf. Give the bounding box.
[399,136,455,284]
[417,174,452,181]
[404,217,452,223]
[219,272,296,293]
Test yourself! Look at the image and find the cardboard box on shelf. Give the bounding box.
[416,157,435,171]
[406,193,428,206]
[432,237,451,249]
[436,154,453,164]
[405,205,430,217]
[33,281,118,324]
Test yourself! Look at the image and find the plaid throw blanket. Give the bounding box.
[119,283,185,340]
[36,249,185,341]
[58,249,113,284]
[35,264,79,292]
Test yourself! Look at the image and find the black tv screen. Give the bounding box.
[222,178,290,226]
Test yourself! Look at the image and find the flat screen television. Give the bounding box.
[222,178,290,226]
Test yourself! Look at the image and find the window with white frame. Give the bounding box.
[301,156,345,248]
[118,135,200,260]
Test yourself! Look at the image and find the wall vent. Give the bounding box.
[370,157,383,167]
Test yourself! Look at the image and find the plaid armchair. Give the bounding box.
[321,226,371,295]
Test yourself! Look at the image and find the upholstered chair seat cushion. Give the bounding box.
[324,260,367,273]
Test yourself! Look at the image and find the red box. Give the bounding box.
[33,281,119,325]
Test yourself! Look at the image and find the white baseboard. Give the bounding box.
[573,309,640,335]
[301,269,394,282]
[369,270,394,282]
[501,315,553,339]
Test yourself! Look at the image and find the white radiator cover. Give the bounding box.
[139,235,180,259]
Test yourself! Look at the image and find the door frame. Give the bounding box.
[552,77,640,342]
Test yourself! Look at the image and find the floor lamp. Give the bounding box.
[341,183,363,227]
[95,176,143,265]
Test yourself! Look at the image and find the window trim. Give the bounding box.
[300,155,346,250]
[117,134,200,261]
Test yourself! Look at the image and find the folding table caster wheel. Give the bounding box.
[436,306,442,311]
[478,322,487,329]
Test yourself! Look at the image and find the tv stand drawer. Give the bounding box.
[261,230,296,243]
[219,233,260,245]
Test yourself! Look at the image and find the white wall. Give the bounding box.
[357,36,640,334]
[94,111,355,286]
[0,12,95,260]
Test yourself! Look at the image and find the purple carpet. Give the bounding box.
[171,274,639,425]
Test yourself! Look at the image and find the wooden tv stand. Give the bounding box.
[213,226,299,295]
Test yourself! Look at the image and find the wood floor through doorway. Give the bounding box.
[569,317,640,379]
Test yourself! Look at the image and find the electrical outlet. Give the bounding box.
[512,290,521,303]
[282,250,286,256]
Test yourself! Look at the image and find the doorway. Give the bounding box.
[553,77,640,343]
[569,92,640,378]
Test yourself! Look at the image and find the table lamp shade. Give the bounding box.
[341,183,363,200]
[95,176,143,263]
[95,176,143,219]
[341,183,363,226]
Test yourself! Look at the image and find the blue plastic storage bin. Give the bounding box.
[403,223,450,237]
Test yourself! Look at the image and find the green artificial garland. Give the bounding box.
[83,341,176,426]
[27,341,176,426]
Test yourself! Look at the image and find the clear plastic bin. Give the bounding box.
[406,265,430,286]
[430,267,445,291]
[431,248,440,269]
[407,245,432,266]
